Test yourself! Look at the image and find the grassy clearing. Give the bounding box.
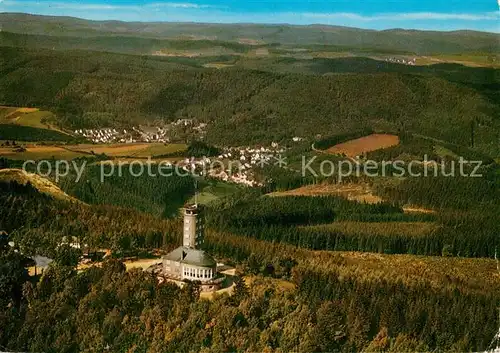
[302,221,438,237]
[268,181,435,214]
[417,54,500,68]
[94,157,184,165]
[0,146,87,160]
[16,110,53,129]
[202,63,235,69]
[0,106,18,118]
[130,143,187,157]
[66,143,187,158]
[434,145,459,160]
[243,275,296,291]
[124,258,162,271]
[65,143,151,156]
[187,181,241,205]
[0,124,75,142]
[268,182,383,204]
[0,106,69,135]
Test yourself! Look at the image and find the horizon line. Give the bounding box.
[2,11,500,34]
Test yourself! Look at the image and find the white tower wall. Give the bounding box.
[183,204,204,249]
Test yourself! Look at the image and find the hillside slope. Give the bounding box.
[1,13,498,54]
[0,46,498,154]
[0,168,79,202]
[0,173,181,252]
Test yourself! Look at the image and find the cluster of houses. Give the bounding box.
[177,156,262,186]
[73,120,208,144]
[385,57,417,66]
[175,142,290,187]
[73,128,130,143]
[133,126,170,143]
[219,144,286,167]
[208,169,262,187]
[178,143,291,187]
[73,126,172,143]
[171,119,208,137]
[71,124,302,187]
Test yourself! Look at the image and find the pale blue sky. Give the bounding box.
[1,0,499,32]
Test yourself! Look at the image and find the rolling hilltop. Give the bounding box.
[1,13,499,55]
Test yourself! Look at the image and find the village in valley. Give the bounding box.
[75,118,303,187]
[73,118,208,144]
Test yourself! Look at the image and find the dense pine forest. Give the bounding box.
[1,180,499,352]
[58,164,196,218]
[204,188,498,258]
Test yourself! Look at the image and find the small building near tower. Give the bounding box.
[162,204,222,291]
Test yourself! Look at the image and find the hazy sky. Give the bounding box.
[1,0,499,32]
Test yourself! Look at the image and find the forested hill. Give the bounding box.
[1,176,499,352]
[1,46,499,154]
[0,176,182,254]
[1,13,499,55]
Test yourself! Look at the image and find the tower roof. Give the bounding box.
[185,203,198,210]
[163,246,216,267]
[184,203,202,214]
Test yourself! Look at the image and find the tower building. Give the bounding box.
[162,203,220,290]
[183,204,204,248]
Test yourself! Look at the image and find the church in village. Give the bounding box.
[162,203,223,291]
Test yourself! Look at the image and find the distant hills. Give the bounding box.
[1,13,499,55]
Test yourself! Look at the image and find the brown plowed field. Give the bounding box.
[326,134,399,157]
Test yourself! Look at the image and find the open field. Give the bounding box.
[0,106,20,118]
[152,47,237,57]
[65,143,152,156]
[243,275,296,291]
[202,63,235,69]
[130,143,187,157]
[15,111,54,129]
[0,106,69,134]
[95,157,185,165]
[0,142,184,161]
[302,221,438,237]
[417,54,500,68]
[124,257,162,271]
[326,133,400,157]
[66,143,187,158]
[0,146,88,160]
[268,182,435,214]
[268,182,383,204]
[187,181,241,205]
[434,145,459,160]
